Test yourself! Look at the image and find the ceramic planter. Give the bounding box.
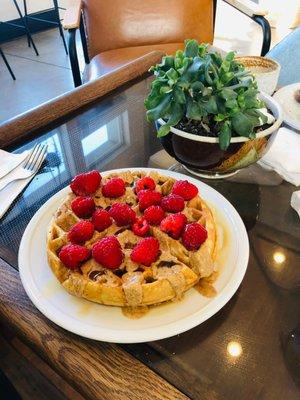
[158,92,283,178]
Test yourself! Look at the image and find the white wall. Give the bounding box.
[2,0,71,21]
[261,0,300,28]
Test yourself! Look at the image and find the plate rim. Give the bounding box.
[19,167,249,343]
[273,83,300,131]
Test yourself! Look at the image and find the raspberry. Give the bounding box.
[70,170,101,196]
[182,222,208,250]
[143,205,165,225]
[171,180,198,200]
[130,237,160,266]
[68,221,94,244]
[137,190,162,211]
[71,196,95,218]
[59,244,90,270]
[161,194,185,213]
[102,177,125,198]
[92,236,123,269]
[160,213,187,239]
[135,176,156,193]
[132,217,150,237]
[109,203,136,226]
[92,209,112,232]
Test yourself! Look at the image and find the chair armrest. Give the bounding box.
[224,0,268,17]
[63,1,86,87]
[63,0,82,29]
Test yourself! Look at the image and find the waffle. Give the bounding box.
[47,170,217,307]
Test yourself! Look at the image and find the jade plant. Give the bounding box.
[145,39,267,150]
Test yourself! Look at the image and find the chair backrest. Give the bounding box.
[82,0,214,59]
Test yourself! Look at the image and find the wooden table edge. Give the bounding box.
[0,50,164,149]
[0,258,189,400]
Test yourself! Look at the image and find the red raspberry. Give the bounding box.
[109,203,136,226]
[161,194,185,213]
[130,237,160,266]
[71,196,95,218]
[102,177,125,198]
[135,176,156,193]
[68,221,94,244]
[59,244,90,270]
[182,222,208,250]
[144,205,165,225]
[137,190,162,211]
[171,180,198,200]
[132,217,150,237]
[160,213,187,239]
[92,209,112,232]
[92,236,123,269]
[70,170,101,196]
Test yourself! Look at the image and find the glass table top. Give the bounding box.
[0,76,299,399]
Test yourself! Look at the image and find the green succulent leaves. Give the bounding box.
[145,39,265,150]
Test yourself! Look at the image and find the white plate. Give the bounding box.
[19,168,249,343]
[273,83,300,131]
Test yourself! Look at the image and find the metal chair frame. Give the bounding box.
[0,47,16,80]
[0,0,39,56]
[22,0,68,55]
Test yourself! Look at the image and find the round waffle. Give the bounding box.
[47,170,217,307]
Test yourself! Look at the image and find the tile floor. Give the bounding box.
[0,0,291,124]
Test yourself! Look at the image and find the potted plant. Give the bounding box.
[145,40,282,178]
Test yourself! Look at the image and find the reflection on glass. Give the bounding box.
[227,341,243,358]
[24,133,66,198]
[273,251,286,265]
[82,126,108,157]
[81,112,130,168]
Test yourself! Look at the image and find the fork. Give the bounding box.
[0,144,47,191]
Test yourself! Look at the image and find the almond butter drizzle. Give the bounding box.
[194,271,219,298]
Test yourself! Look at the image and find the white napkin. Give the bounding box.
[0,149,28,179]
[0,149,36,219]
[259,127,300,186]
[291,191,300,218]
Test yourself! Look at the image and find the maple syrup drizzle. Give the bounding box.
[42,280,59,297]
[122,306,149,319]
[77,302,92,316]
[89,270,104,281]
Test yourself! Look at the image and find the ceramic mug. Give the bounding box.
[236,56,281,95]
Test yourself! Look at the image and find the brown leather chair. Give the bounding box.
[63,0,271,87]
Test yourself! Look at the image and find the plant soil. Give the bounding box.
[174,115,272,138]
